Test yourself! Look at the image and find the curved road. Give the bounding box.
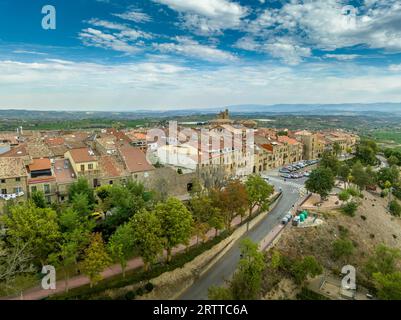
[179,176,304,300]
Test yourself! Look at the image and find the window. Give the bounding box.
[109,180,113,185]
[31,186,37,193]
[46,196,51,204]
[15,177,21,182]
[80,164,85,172]
[14,187,22,194]
[44,184,51,194]
[1,189,7,195]
[1,179,5,183]
[88,163,93,170]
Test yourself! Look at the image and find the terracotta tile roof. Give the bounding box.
[68,147,96,163]
[98,156,127,178]
[0,157,27,179]
[28,158,51,172]
[118,145,154,173]
[277,135,301,145]
[45,137,65,146]
[26,140,54,158]
[0,144,28,157]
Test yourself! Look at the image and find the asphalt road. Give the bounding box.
[179,175,304,300]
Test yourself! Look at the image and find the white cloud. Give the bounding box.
[153,0,248,35]
[235,37,311,65]
[79,18,153,54]
[2,58,401,110]
[79,28,141,53]
[389,64,401,72]
[87,18,128,31]
[324,54,360,60]
[263,39,311,65]
[113,9,152,23]
[154,37,237,62]
[238,0,401,64]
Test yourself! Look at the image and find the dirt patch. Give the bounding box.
[266,190,401,295]
[263,278,299,300]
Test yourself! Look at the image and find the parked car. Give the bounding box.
[279,168,291,173]
[292,216,300,226]
[285,213,293,221]
[303,172,310,177]
[281,173,291,179]
[281,217,289,225]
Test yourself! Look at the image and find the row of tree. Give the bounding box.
[1,174,275,291]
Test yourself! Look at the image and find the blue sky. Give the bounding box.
[1,0,401,110]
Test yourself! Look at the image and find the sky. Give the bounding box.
[1,0,401,111]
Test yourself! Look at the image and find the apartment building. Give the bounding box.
[54,158,76,202]
[294,130,325,160]
[0,157,28,211]
[27,158,57,204]
[118,144,155,182]
[65,147,99,188]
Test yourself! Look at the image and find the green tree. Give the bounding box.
[0,240,35,284]
[291,256,323,285]
[356,140,378,165]
[71,193,90,217]
[377,166,399,188]
[155,197,193,262]
[99,184,146,239]
[188,194,222,242]
[68,177,95,206]
[81,233,111,287]
[208,239,266,300]
[338,164,351,188]
[305,167,335,200]
[388,155,399,167]
[108,223,135,277]
[217,180,249,227]
[2,202,61,264]
[373,272,401,300]
[333,142,342,156]
[351,161,370,191]
[332,239,354,260]
[230,239,266,300]
[131,209,164,270]
[320,150,340,175]
[31,191,47,209]
[208,286,233,300]
[245,175,274,217]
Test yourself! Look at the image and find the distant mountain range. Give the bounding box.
[2,103,401,120]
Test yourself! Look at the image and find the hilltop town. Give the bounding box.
[0,110,358,211]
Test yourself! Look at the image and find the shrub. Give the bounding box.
[341,201,359,217]
[144,282,154,293]
[338,225,349,238]
[389,200,401,217]
[338,190,350,202]
[392,186,401,200]
[332,239,355,260]
[124,291,136,300]
[347,187,360,197]
[381,189,389,198]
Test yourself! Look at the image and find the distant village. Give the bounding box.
[0,110,359,211]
